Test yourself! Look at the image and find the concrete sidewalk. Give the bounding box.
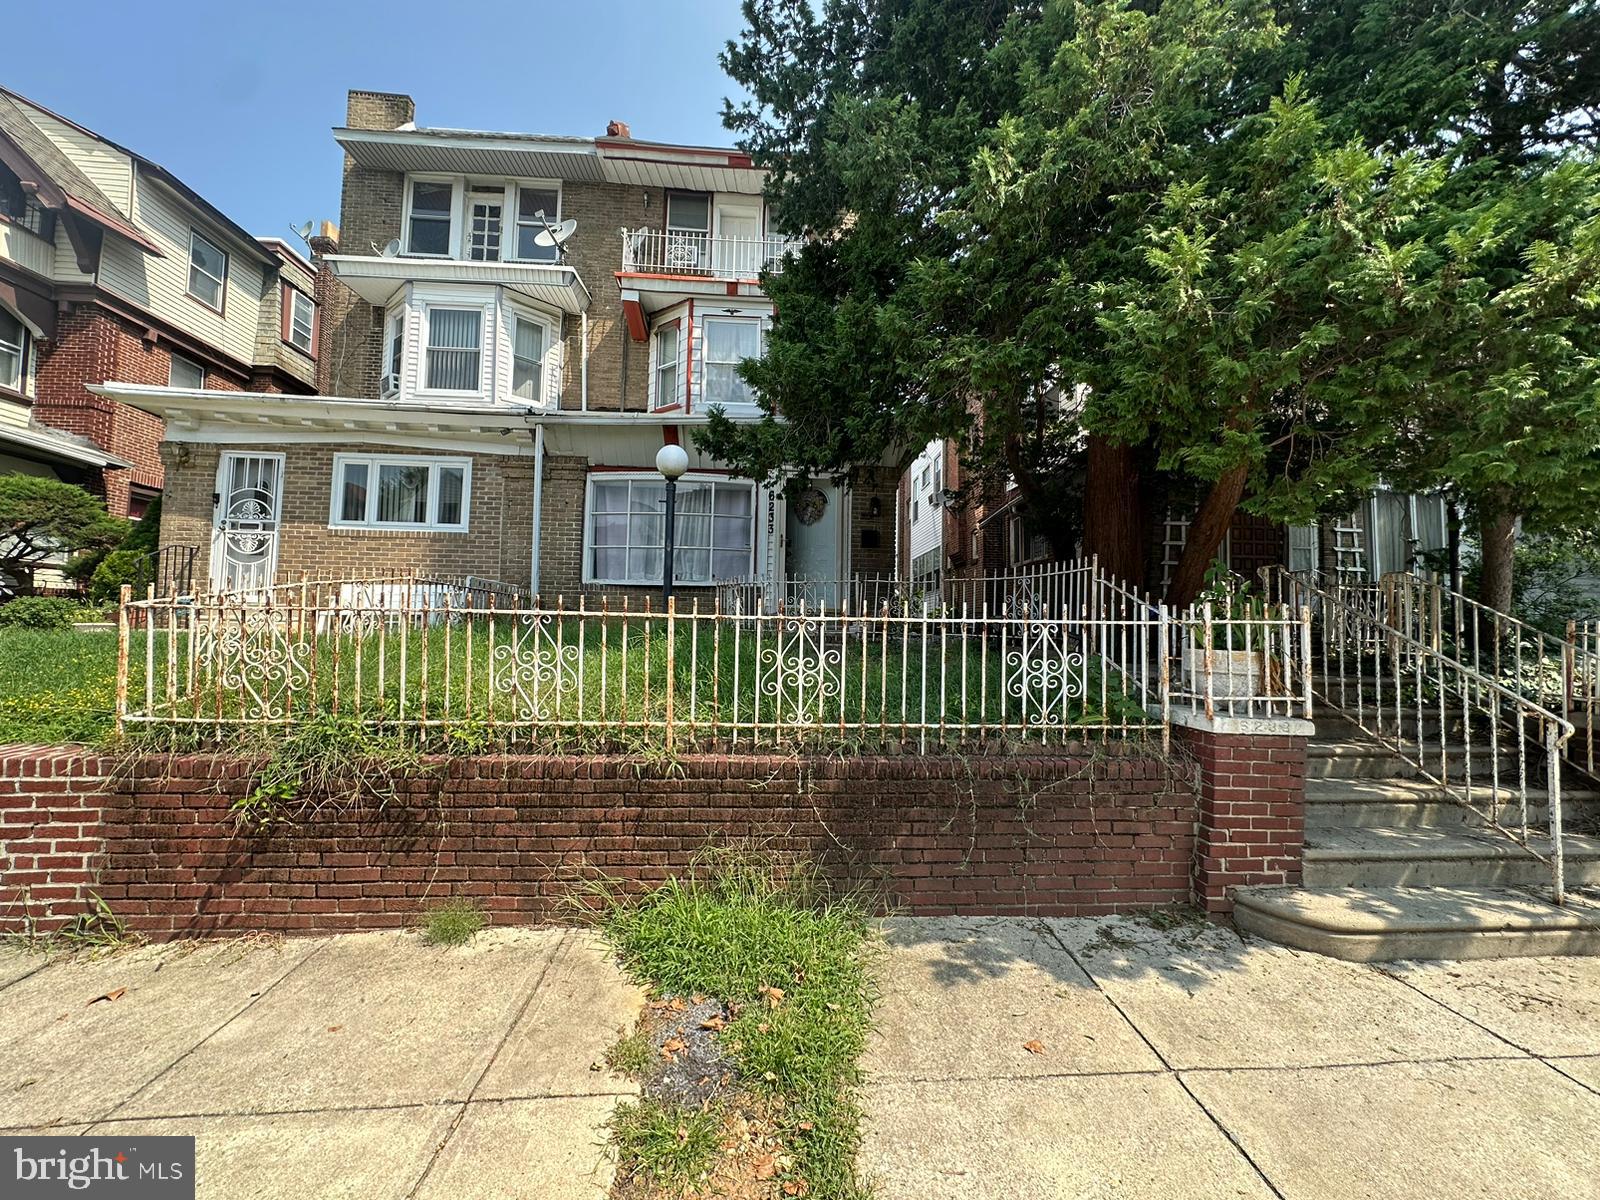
[0,928,644,1199]
[863,916,1600,1200]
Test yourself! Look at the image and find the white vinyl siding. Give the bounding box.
[18,104,134,212]
[329,454,471,531]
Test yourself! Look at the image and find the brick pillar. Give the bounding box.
[1173,715,1310,917]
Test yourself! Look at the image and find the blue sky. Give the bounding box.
[9,0,750,240]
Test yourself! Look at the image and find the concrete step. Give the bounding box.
[1303,826,1600,888]
[1305,776,1600,831]
[1307,739,1492,781]
[1232,884,1600,962]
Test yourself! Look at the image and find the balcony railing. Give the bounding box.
[620,228,803,279]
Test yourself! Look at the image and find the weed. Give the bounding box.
[607,1098,722,1195]
[605,1027,656,1078]
[420,898,487,947]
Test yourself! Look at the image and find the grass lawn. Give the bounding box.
[0,629,121,744]
[601,855,873,1199]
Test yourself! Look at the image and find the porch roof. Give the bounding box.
[0,421,130,470]
[323,255,591,314]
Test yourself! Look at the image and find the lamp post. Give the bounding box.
[655,443,689,605]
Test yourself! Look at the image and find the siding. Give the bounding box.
[0,223,53,277]
[96,171,264,364]
[20,105,134,212]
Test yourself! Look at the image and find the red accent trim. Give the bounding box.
[621,294,647,341]
[684,298,695,413]
[662,425,681,447]
[279,282,292,343]
[60,195,163,256]
[652,402,684,415]
[726,282,738,296]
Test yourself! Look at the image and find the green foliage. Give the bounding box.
[88,551,147,604]
[58,893,130,949]
[607,1098,724,1194]
[230,713,429,830]
[420,898,487,947]
[605,1028,656,1077]
[601,851,872,1198]
[0,629,118,744]
[0,596,84,630]
[0,474,126,591]
[1454,530,1600,635]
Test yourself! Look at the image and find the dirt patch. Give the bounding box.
[643,995,739,1109]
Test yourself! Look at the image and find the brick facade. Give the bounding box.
[0,746,112,929]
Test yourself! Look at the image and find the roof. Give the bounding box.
[0,86,275,267]
[0,421,131,470]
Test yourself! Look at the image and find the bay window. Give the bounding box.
[381,309,403,396]
[652,324,679,409]
[407,181,453,255]
[330,454,470,531]
[702,317,762,408]
[587,474,755,586]
[424,307,482,392]
[511,314,546,402]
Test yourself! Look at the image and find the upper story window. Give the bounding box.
[168,353,205,390]
[0,308,27,392]
[0,168,54,241]
[703,316,762,409]
[666,192,711,272]
[424,307,482,392]
[381,309,403,396]
[407,181,453,256]
[511,313,547,402]
[652,324,679,409]
[330,453,470,532]
[285,288,316,354]
[515,187,560,262]
[187,230,228,312]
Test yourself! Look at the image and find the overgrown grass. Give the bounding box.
[601,852,873,1200]
[608,1099,725,1194]
[0,628,120,744]
[420,898,487,946]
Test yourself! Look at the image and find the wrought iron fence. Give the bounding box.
[1264,567,1576,903]
[116,559,1311,750]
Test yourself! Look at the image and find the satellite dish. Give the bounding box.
[290,220,315,243]
[533,218,578,250]
[381,238,402,258]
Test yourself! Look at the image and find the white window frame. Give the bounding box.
[510,182,562,263]
[186,229,228,312]
[0,306,28,392]
[582,472,757,587]
[380,307,403,397]
[402,177,459,258]
[651,323,680,410]
[509,307,556,404]
[168,353,205,390]
[328,453,472,532]
[286,288,315,353]
[701,315,763,409]
[421,304,485,396]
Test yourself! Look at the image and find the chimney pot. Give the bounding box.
[606,120,632,138]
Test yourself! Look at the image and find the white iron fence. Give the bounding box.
[620,227,804,278]
[116,559,1310,751]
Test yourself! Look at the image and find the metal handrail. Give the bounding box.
[1265,566,1575,902]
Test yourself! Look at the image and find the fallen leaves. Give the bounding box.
[699,1014,727,1032]
[1022,1039,1047,1055]
[661,1036,688,1059]
[758,984,785,1009]
[87,987,126,1005]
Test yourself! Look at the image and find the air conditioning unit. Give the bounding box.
[380,373,399,396]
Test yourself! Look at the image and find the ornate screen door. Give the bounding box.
[211,452,284,595]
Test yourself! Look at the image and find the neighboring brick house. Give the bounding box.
[0,85,317,525]
[109,91,897,599]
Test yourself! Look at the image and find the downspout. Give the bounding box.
[530,421,545,599]
[580,310,589,412]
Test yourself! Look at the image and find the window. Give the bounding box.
[0,167,54,240]
[186,230,228,311]
[665,192,710,272]
[511,315,545,402]
[168,353,205,390]
[424,308,482,392]
[0,308,26,392]
[330,455,471,531]
[588,475,755,586]
[467,185,504,261]
[514,186,561,262]
[381,310,403,396]
[286,289,315,353]
[652,324,679,409]
[702,317,762,408]
[407,181,453,255]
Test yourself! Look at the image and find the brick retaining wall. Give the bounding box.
[0,725,1308,938]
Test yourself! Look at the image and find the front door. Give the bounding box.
[211,452,283,595]
[785,482,844,609]
[713,201,761,277]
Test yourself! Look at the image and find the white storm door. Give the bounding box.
[211,452,284,595]
[713,201,761,277]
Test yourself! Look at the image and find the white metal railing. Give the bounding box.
[1265,567,1576,903]
[620,228,803,278]
[116,560,1310,751]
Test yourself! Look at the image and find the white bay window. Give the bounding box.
[652,324,679,409]
[330,454,470,531]
[702,316,762,409]
[511,311,553,403]
[586,474,755,586]
[424,307,482,392]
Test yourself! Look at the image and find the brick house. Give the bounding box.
[106,91,897,600]
[0,84,318,528]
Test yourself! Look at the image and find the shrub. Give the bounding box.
[88,550,147,604]
[0,596,85,630]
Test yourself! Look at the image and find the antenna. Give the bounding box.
[533,217,578,262]
[289,220,315,245]
[381,238,401,258]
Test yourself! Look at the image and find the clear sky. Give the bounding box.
[9,0,750,241]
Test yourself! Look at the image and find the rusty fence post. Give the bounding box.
[115,583,132,736]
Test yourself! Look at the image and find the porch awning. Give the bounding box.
[324,255,591,314]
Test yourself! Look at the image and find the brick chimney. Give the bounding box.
[605,119,632,138]
[346,90,415,131]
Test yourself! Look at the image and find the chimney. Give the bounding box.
[605,119,632,139]
[346,90,415,131]
[307,220,340,260]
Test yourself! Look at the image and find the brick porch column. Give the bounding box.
[1171,713,1312,917]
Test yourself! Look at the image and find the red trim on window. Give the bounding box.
[662,425,681,447]
[309,303,321,359]
[622,294,648,341]
[684,299,695,413]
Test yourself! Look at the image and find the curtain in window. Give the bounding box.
[0,309,24,389]
[377,464,430,524]
[436,467,465,526]
[704,320,761,407]
[426,310,481,391]
[512,320,544,401]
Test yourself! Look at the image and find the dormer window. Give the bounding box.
[186,230,228,312]
[407,181,452,256]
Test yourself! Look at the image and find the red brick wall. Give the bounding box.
[1176,727,1307,915]
[0,749,1200,937]
[0,746,112,931]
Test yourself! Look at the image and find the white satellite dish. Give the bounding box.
[533,218,578,250]
[381,238,402,258]
[290,220,315,244]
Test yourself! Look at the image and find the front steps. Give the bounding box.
[1235,715,1600,961]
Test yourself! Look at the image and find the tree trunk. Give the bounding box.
[1447,502,1463,595]
[1165,463,1249,608]
[1317,516,1339,580]
[1082,434,1147,590]
[1478,505,1517,614]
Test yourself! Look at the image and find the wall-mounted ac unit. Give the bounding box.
[380,373,399,396]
